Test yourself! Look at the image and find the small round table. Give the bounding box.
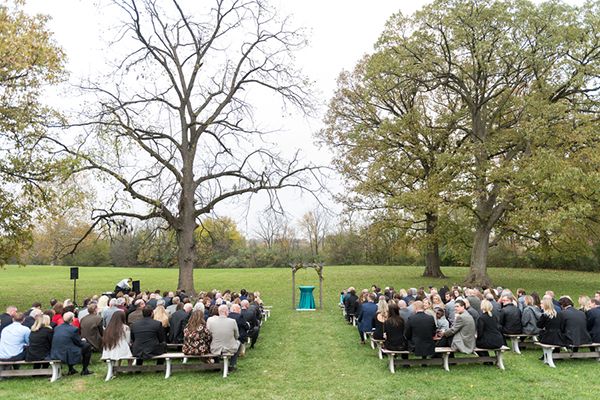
[298,285,316,309]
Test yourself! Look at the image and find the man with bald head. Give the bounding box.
[228,303,250,346]
[0,306,17,337]
[207,305,241,370]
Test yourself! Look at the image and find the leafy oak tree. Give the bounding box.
[56,0,320,294]
[0,0,68,264]
[385,0,600,286]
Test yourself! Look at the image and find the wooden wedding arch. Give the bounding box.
[291,262,323,310]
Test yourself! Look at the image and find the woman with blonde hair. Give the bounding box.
[26,315,53,366]
[97,295,110,313]
[476,300,504,352]
[422,297,436,318]
[431,294,444,310]
[578,295,591,312]
[537,296,564,345]
[153,305,170,338]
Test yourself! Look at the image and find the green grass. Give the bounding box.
[0,265,599,399]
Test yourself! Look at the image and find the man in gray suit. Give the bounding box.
[207,305,241,370]
[443,300,476,354]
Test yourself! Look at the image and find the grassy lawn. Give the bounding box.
[1,264,599,399]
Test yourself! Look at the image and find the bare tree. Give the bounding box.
[56,0,321,294]
[299,207,330,257]
[254,211,287,250]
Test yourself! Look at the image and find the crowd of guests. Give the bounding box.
[0,288,265,375]
[341,285,600,359]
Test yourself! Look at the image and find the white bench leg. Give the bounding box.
[388,354,395,374]
[105,360,114,381]
[165,358,172,379]
[496,351,505,370]
[370,338,376,350]
[50,361,61,382]
[443,353,450,372]
[223,356,229,378]
[377,343,383,360]
[544,348,556,368]
[183,357,188,364]
[512,338,521,355]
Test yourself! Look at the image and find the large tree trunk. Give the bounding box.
[464,223,493,287]
[176,221,196,296]
[422,213,445,278]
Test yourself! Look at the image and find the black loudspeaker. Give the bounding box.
[132,280,140,293]
[70,267,79,280]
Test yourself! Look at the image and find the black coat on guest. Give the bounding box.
[168,310,190,344]
[22,316,36,329]
[561,307,592,346]
[404,312,436,357]
[499,303,522,334]
[229,312,250,343]
[344,293,359,317]
[131,317,166,359]
[242,308,259,329]
[0,313,13,336]
[50,323,83,365]
[383,318,407,351]
[476,313,505,349]
[537,313,565,346]
[586,307,600,343]
[26,327,54,361]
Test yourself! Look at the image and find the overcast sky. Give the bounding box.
[22,0,582,237]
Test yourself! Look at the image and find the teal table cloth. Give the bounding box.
[298,285,316,309]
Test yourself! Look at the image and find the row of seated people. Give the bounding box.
[342,286,600,358]
[0,289,264,375]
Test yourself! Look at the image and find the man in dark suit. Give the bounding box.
[169,303,192,343]
[131,306,167,364]
[587,299,600,343]
[405,301,437,358]
[559,297,591,346]
[499,295,522,334]
[229,303,250,346]
[343,288,359,323]
[241,300,260,348]
[80,304,103,352]
[357,293,377,344]
[50,312,93,375]
[0,306,17,337]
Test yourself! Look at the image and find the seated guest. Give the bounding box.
[372,296,389,341]
[153,304,170,339]
[80,304,103,352]
[26,314,53,366]
[127,299,145,326]
[405,301,437,358]
[23,308,42,329]
[102,312,132,361]
[499,295,522,335]
[207,305,240,370]
[463,298,480,324]
[102,299,123,328]
[169,303,192,344]
[434,307,449,332]
[131,306,166,364]
[0,312,30,362]
[183,310,213,356]
[51,303,64,326]
[476,300,505,356]
[166,297,180,315]
[0,306,17,337]
[50,312,93,375]
[537,296,565,346]
[383,303,407,351]
[521,295,542,335]
[559,297,592,346]
[241,300,260,349]
[398,300,412,322]
[443,300,476,354]
[343,288,359,323]
[587,299,600,343]
[228,304,249,346]
[357,293,378,344]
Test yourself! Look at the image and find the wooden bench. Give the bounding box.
[370,336,385,359]
[262,306,272,321]
[0,360,61,382]
[535,342,600,368]
[102,352,234,380]
[381,346,509,373]
[504,334,539,354]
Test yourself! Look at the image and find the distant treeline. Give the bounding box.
[17,215,600,271]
